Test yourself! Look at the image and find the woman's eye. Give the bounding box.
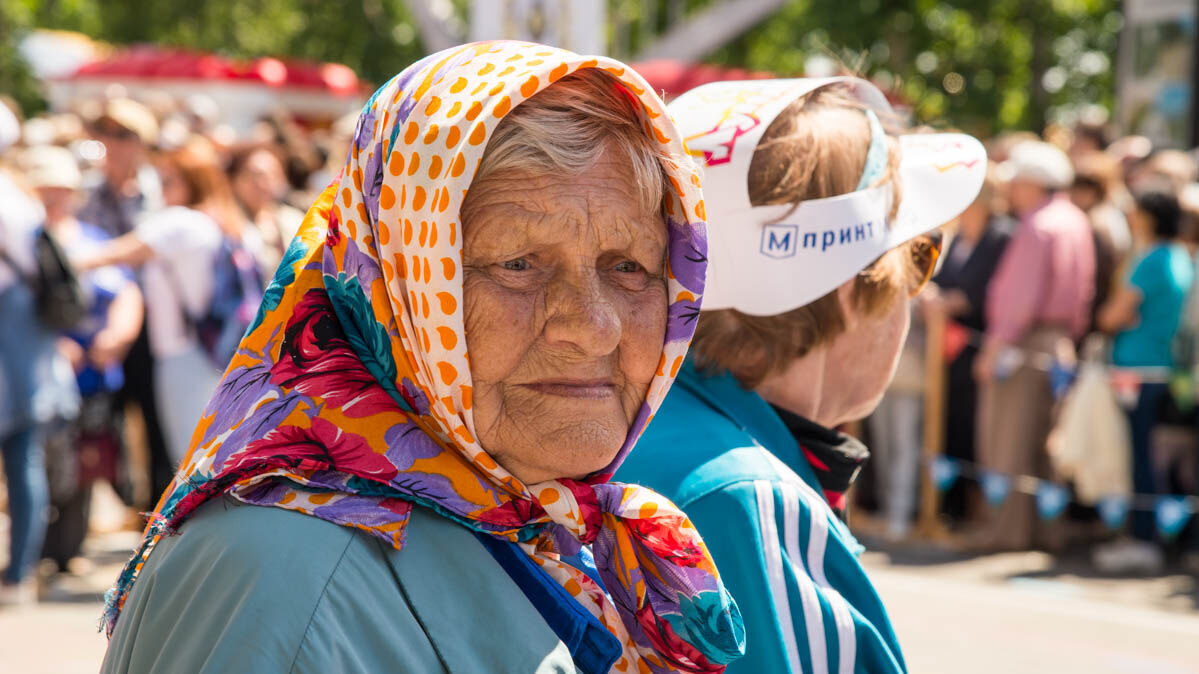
[501,258,530,271]
[613,260,643,273]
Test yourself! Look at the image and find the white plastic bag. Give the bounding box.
[1048,361,1132,504]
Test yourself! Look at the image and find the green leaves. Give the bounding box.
[704,0,1119,135]
[7,0,1119,134]
[11,0,431,88]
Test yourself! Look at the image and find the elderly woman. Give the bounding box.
[100,42,743,673]
[617,79,986,673]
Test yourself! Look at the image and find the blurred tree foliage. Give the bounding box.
[0,0,45,114]
[2,0,1120,134]
[0,0,449,112]
[701,0,1121,136]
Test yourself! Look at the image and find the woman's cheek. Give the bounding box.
[463,279,539,380]
[618,284,669,382]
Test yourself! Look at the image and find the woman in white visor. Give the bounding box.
[616,78,986,674]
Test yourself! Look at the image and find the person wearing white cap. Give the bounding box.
[79,98,163,238]
[973,140,1095,553]
[0,143,84,606]
[77,97,174,501]
[22,145,143,572]
[615,78,986,673]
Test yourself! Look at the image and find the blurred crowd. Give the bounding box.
[0,92,357,604]
[3,84,1199,607]
[863,121,1199,576]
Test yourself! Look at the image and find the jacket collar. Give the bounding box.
[768,404,869,518]
[674,359,823,495]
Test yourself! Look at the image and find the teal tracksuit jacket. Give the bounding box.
[616,359,907,674]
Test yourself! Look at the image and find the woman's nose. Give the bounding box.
[543,269,622,357]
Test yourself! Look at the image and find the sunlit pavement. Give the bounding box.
[1,485,134,674]
[4,491,1199,673]
[861,542,1199,674]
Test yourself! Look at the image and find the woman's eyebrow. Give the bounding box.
[610,215,669,251]
[466,187,566,219]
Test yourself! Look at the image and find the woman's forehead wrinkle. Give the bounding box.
[466,173,659,255]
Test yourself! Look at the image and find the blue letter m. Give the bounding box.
[761,224,799,259]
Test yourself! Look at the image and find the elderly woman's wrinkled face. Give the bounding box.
[461,148,668,485]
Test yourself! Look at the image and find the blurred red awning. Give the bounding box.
[66,45,363,96]
[631,60,776,100]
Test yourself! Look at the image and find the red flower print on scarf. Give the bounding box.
[560,478,605,543]
[271,289,397,418]
[326,209,343,248]
[475,497,544,529]
[626,514,708,568]
[235,417,399,482]
[634,602,724,673]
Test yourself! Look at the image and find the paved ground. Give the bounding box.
[0,533,129,673]
[861,542,1199,674]
[0,484,133,673]
[3,489,1199,673]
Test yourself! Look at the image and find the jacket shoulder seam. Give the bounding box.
[287,531,359,674]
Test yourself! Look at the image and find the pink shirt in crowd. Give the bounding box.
[986,194,1096,344]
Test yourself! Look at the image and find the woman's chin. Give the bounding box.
[495,417,626,484]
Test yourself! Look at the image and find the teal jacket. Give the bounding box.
[101,495,583,673]
[616,360,906,674]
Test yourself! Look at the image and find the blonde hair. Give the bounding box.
[471,68,671,216]
[692,85,914,388]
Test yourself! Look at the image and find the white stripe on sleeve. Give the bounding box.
[786,482,858,674]
[778,481,830,674]
[755,479,806,674]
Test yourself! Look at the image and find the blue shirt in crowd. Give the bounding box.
[59,222,135,395]
[1113,243,1194,368]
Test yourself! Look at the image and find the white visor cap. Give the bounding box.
[669,77,987,316]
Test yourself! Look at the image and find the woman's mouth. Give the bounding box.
[522,379,617,399]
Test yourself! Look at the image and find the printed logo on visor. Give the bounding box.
[760,224,799,258]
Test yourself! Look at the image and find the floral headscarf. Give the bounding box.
[104,41,742,672]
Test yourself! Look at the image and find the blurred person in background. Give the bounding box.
[866,306,924,541]
[924,168,1014,522]
[1095,190,1194,573]
[1170,181,1199,573]
[318,110,359,189]
[1108,135,1154,185]
[986,131,1041,164]
[21,145,143,573]
[1128,150,1198,195]
[228,143,303,275]
[0,113,80,606]
[1180,183,1199,249]
[78,97,172,502]
[252,110,322,209]
[74,140,261,467]
[974,141,1096,552]
[79,99,162,238]
[1070,152,1133,326]
[1068,120,1109,163]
